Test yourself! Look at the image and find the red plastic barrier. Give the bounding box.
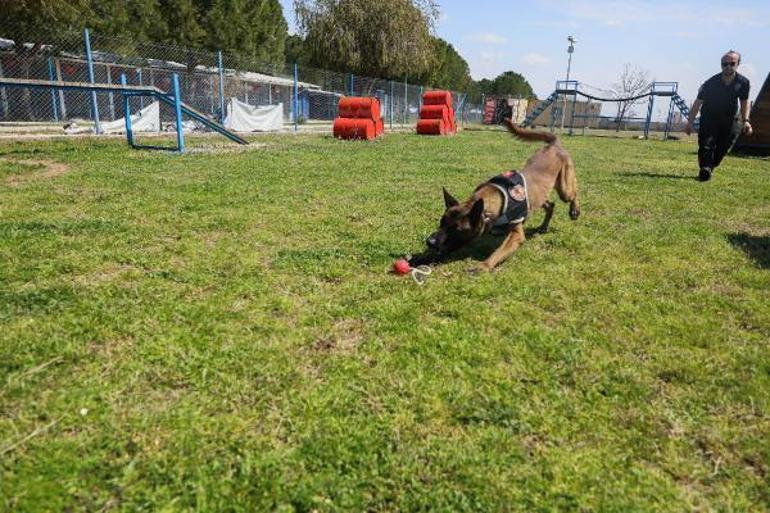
[419,105,448,120]
[422,90,452,108]
[416,118,446,135]
[338,97,381,121]
[375,118,384,136]
[333,118,376,140]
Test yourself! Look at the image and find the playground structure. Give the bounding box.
[523,80,695,138]
[0,75,247,151]
[332,96,384,140]
[416,90,456,135]
[732,72,770,156]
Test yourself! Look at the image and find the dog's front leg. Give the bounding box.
[480,223,526,270]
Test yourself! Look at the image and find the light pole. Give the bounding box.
[560,35,577,130]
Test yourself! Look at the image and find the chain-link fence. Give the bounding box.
[0,28,484,134]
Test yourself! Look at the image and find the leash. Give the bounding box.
[410,265,432,285]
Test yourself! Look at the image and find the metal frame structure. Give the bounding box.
[0,76,248,152]
[524,80,695,138]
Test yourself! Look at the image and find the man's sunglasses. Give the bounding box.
[721,61,738,67]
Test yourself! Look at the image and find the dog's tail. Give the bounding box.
[503,118,558,145]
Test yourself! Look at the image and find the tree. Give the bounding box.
[611,63,651,130]
[284,34,309,65]
[203,0,287,67]
[475,71,534,98]
[491,71,534,98]
[0,0,92,49]
[293,0,439,79]
[413,38,473,91]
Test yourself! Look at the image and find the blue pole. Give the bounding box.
[293,63,299,133]
[349,73,354,96]
[47,56,59,122]
[120,74,134,148]
[172,73,185,152]
[217,51,225,124]
[644,93,655,139]
[389,81,394,130]
[137,69,144,110]
[84,29,102,134]
[209,73,215,115]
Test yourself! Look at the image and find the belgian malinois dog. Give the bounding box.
[412,119,580,271]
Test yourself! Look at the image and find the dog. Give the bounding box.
[412,119,580,271]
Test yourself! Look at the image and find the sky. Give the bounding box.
[277,0,768,111]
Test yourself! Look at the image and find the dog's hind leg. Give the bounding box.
[481,223,526,270]
[537,200,555,233]
[556,157,580,220]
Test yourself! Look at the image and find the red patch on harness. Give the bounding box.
[510,185,526,202]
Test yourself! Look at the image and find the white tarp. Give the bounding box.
[224,99,283,132]
[65,101,161,134]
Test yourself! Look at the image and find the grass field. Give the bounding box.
[1,130,769,512]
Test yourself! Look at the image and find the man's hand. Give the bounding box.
[743,121,753,136]
[684,120,693,136]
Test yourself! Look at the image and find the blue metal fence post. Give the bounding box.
[137,69,144,110]
[349,73,354,96]
[217,51,225,124]
[208,73,215,115]
[389,80,394,129]
[83,28,102,134]
[106,65,116,120]
[293,63,299,133]
[419,86,423,111]
[172,73,185,153]
[120,74,134,148]
[47,56,59,122]
[403,78,408,125]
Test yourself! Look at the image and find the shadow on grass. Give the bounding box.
[617,171,697,181]
[727,233,770,269]
[397,227,549,268]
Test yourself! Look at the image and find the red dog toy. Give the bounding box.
[393,258,411,275]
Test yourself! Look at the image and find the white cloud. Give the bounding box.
[465,33,508,45]
[548,0,769,29]
[522,53,549,66]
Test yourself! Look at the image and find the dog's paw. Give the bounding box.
[468,263,493,275]
[569,203,580,220]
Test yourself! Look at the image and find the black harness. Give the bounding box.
[476,170,529,227]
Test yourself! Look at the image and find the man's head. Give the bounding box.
[424,188,485,256]
[721,50,741,77]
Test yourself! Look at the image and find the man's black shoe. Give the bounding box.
[698,168,712,181]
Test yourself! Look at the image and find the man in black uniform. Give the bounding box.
[685,50,752,181]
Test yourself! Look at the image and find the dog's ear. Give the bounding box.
[443,187,459,208]
[469,198,485,227]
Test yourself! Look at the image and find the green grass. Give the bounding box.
[1,130,769,512]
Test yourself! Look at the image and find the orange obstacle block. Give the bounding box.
[333,96,383,140]
[416,118,446,135]
[417,90,456,135]
[333,118,376,140]
[338,96,381,121]
[422,90,453,109]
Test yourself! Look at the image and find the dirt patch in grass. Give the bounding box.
[3,158,71,187]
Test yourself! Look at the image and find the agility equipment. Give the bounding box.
[732,72,770,156]
[0,76,248,152]
[416,90,456,135]
[333,96,383,140]
[524,80,696,139]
